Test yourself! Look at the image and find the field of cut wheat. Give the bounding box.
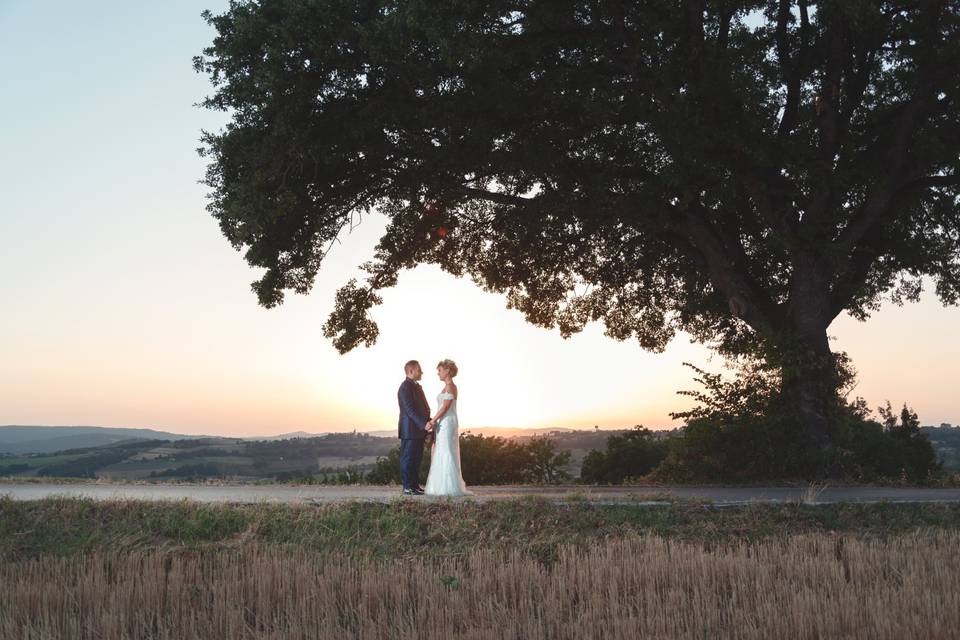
[2,530,958,639]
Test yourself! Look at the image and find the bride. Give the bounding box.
[424,359,472,497]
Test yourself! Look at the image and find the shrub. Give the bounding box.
[649,356,942,483]
[366,446,431,485]
[835,401,942,483]
[367,435,571,485]
[580,427,669,484]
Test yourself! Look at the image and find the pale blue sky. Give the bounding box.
[1,2,957,435]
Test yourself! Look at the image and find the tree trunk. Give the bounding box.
[774,327,841,477]
[772,248,842,477]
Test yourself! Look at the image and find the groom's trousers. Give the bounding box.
[399,438,425,489]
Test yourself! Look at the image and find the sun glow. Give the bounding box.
[306,243,717,432]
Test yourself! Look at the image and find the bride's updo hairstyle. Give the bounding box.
[437,359,458,377]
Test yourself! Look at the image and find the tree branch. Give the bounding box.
[833,4,944,254]
[826,171,957,320]
[740,166,801,247]
[803,10,846,235]
[826,227,883,321]
[664,203,784,334]
[684,0,706,48]
[902,174,960,190]
[776,0,803,137]
[456,186,533,207]
[819,13,844,155]
[716,7,733,53]
[833,90,940,253]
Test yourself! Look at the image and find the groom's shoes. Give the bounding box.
[402,488,423,496]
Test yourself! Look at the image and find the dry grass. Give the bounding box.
[2,531,958,639]
[798,481,830,505]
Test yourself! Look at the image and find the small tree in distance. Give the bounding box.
[524,436,572,484]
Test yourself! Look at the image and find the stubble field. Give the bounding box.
[2,496,958,639]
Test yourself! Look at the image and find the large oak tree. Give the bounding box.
[195,1,960,471]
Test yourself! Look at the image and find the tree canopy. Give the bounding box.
[195,1,960,467]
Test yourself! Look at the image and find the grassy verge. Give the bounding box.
[3,495,960,563]
[3,473,958,488]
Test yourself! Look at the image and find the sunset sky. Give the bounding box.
[1,1,958,437]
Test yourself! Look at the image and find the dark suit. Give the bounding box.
[397,377,430,490]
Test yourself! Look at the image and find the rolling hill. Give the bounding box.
[0,426,210,454]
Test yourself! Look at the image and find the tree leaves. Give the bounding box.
[196,1,960,358]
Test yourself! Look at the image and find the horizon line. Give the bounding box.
[0,423,677,437]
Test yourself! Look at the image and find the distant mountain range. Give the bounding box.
[0,425,608,454]
[0,426,212,455]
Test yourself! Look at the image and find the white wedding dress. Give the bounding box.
[424,391,472,497]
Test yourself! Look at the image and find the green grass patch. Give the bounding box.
[2,495,960,563]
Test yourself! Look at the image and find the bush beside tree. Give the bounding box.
[584,358,943,484]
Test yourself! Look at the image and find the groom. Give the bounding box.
[397,360,434,495]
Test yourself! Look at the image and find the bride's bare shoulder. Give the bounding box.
[445,382,458,397]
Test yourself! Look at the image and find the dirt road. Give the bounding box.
[3,483,959,505]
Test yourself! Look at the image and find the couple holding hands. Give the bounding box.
[396,359,471,497]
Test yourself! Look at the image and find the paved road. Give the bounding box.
[2,483,960,506]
